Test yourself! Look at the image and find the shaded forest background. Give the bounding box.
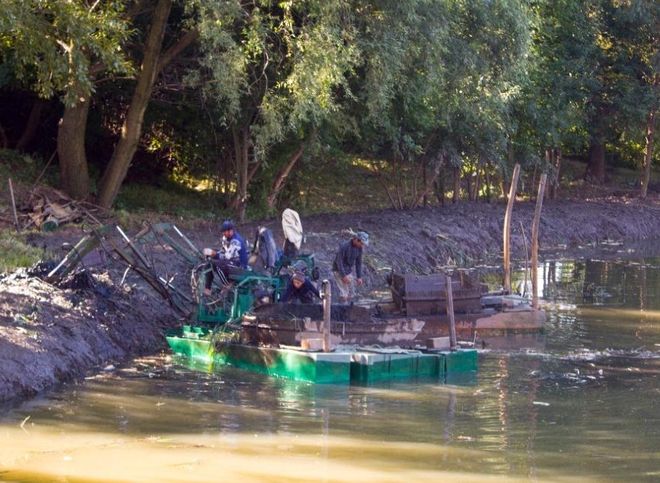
[0,0,658,221]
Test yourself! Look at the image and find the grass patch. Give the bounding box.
[285,157,391,215]
[114,182,228,220]
[0,232,45,274]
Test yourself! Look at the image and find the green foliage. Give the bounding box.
[342,0,531,207]
[0,0,656,215]
[0,149,43,183]
[0,232,44,274]
[516,0,659,170]
[190,0,359,154]
[0,0,133,105]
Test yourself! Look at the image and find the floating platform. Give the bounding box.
[167,327,477,384]
[349,348,477,384]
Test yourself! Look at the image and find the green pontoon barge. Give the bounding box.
[166,209,477,384]
[166,269,477,384]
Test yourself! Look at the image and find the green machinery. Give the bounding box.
[194,253,318,326]
[44,220,318,330]
[111,220,318,329]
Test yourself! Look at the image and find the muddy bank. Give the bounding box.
[0,268,179,403]
[1,197,659,403]
[193,198,660,287]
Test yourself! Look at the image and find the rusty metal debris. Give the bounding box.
[46,223,204,317]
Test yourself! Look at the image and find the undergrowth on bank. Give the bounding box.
[0,232,45,274]
[0,148,656,234]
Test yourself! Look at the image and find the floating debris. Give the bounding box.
[19,415,31,432]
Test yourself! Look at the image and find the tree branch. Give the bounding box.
[157,30,199,73]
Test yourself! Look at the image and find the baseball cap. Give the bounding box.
[356,231,369,246]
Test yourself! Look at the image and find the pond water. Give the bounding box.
[1,253,659,482]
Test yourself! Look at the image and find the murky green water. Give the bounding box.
[1,254,659,482]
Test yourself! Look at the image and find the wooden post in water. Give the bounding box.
[445,274,457,350]
[503,163,520,293]
[531,174,547,310]
[322,279,332,352]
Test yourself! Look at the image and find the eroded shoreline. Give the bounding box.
[1,198,658,403]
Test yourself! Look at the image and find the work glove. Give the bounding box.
[202,248,215,257]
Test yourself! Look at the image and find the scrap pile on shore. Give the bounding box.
[5,183,109,232]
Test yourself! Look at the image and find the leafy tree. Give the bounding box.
[602,0,658,197]
[514,0,601,195]
[346,0,530,208]
[516,0,658,195]
[97,0,199,208]
[0,0,132,199]
[191,0,358,219]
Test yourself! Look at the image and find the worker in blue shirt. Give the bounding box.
[203,220,249,295]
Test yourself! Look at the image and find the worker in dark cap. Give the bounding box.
[202,219,249,295]
[332,231,369,303]
[280,270,320,304]
[203,219,249,269]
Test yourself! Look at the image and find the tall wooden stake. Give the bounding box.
[8,178,19,231]
[445,274,457,350]
[531,174,547,310]
[322,279,332,352]
[503,163,520,293]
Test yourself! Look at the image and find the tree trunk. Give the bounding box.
[466,169,474,201]
[473,168,481,202]
[549,148,562,200]
[236,126,249,222]
[228,126,242,211]
[412,153,443,209]
[640,108,655,199]
[499,168,506,198]
[16,98,45,151]
[382,176,398,209]
[57,97,91,199]
[483,161,492,203]
[435,175,445,206]
[247,155,262,185]
[585,136,606,184]
[422,160,428,207]
[452,167,460,203]
[266,143,305,210]
[97,0,173,209]
[395,161,404,209]
[0,124,7,149]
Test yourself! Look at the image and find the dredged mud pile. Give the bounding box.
[0,266,179,402]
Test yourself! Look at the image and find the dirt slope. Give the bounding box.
[192,198,660,286]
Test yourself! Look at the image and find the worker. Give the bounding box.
[280,270,320,304]
[332,231,369,303]
[202,219,249,295]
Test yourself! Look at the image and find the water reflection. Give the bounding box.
[1,255,659,481]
